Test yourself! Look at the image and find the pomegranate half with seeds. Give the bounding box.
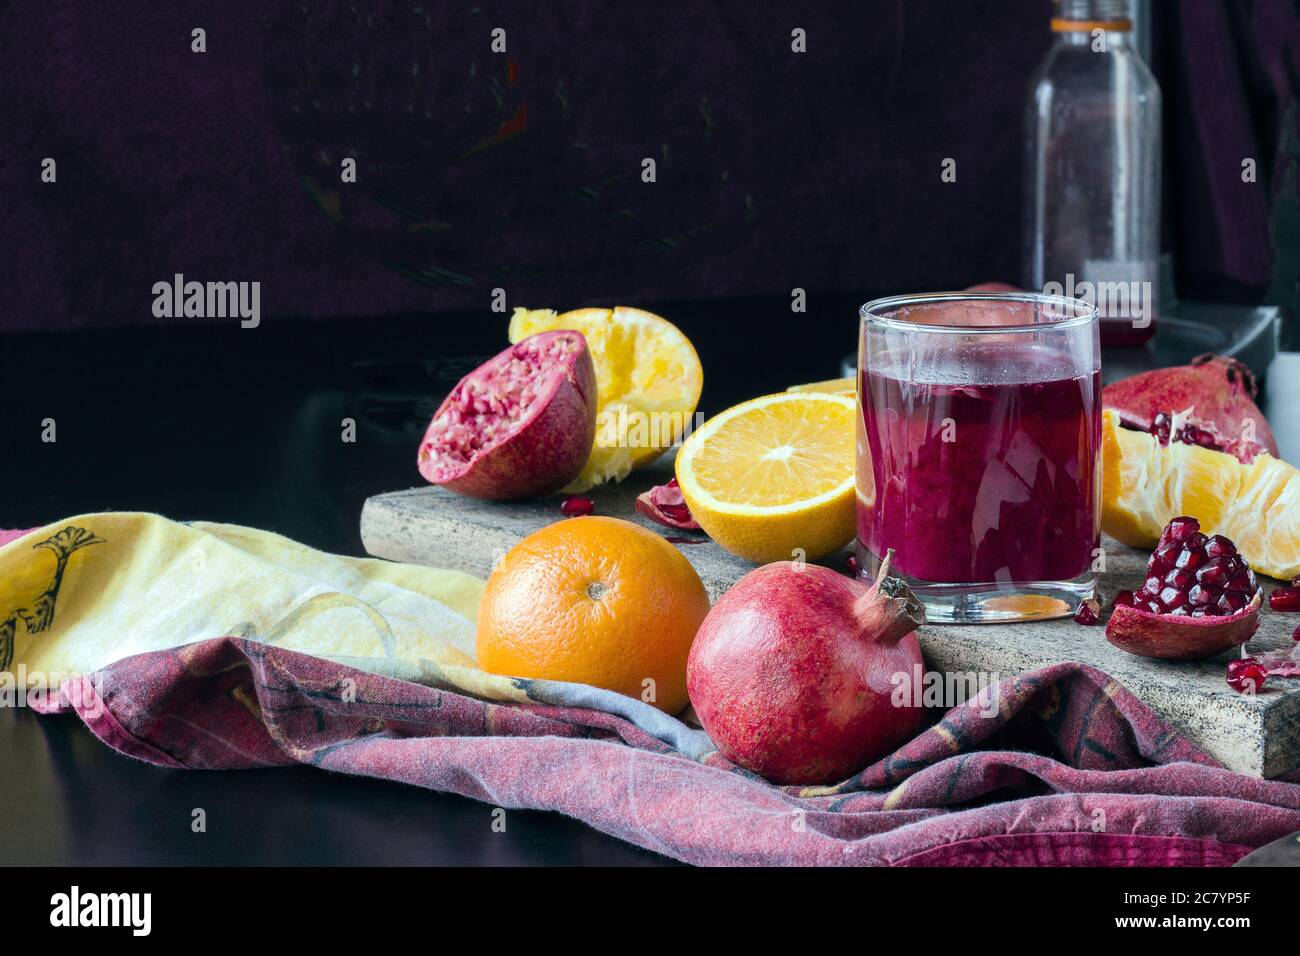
[1106,516,1262,660]
[417,331,597,500]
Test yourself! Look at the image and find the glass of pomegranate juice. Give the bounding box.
[857,292,1101,623]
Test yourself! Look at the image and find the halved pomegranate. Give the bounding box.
[1104,354,1277,463]
[1106,516,1262,660]
[635,478,701,530]
[417,331,597,500]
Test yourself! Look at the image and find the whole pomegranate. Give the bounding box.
[417,330,597,500]
[687,554,926,785]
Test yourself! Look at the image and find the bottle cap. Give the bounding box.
[1052,0,1131,32]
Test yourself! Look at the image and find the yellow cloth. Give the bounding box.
[0,513,529,702]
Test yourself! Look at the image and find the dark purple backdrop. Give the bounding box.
[2,0,1296,333]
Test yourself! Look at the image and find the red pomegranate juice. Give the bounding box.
[857,347,1100,585]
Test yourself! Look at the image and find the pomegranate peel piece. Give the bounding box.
[1256,644,1300,678]
[635,478,701,531]
[1103,354,1277,462]
[1106,591,1261,661]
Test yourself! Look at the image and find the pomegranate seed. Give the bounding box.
[1073,599,1101,625]
[1151,543,1180,571]
[1292,575,1300,587]
[560,495,595,517]
[1177,424,1223,451]
[1174,546,1207,571]
[1226,657,1268,694]
[1162,516,1200,546]
[846,554,859,577]
[1165,568,1195,590]
[1186,584,1212,606]
[1226,572,1254,594]
[1292,623,1300,642]
[1269,587,1300,612]
[1113,589,1135,607]
[1150,412,1172,443]
[1158,586,1185,610]
[1195,557,1231,588]
[658,502,693,522]
[1226,655,1252,674]
[1204,535,1237,559]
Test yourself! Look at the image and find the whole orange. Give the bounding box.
[476,516,710,713]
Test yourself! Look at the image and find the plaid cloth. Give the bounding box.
[30,636,1300,866]
[8,514,1300,865]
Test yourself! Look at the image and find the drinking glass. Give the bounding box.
[856,292,1101,623]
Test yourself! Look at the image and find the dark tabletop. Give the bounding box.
[1,299,1296,865]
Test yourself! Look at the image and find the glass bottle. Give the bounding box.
[1024,0,1162,347]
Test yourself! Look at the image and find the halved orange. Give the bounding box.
[1101,408,1300,580]
[675,392,856,564]
[509,306,703,491]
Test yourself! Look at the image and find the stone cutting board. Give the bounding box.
[361,460,1300,778]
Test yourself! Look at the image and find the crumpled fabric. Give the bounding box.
[8,513,1300,866]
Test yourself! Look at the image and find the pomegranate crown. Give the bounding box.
[856,549,926,646]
